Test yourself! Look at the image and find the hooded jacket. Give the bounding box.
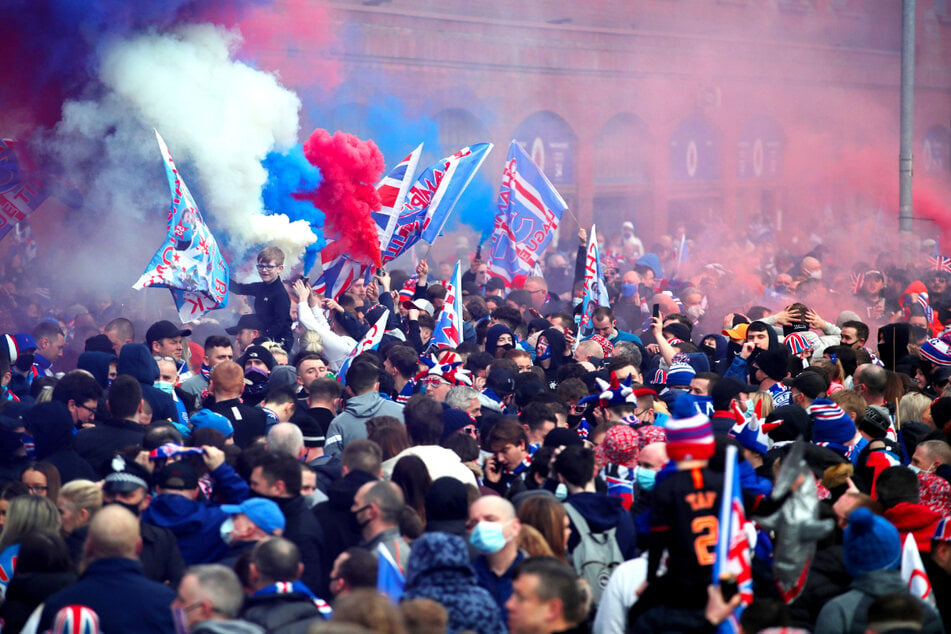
[313,469,377,585]
[537,327,567,388]
[324,390,404,457]
[564,491,638,560]
[814,568,943,634]
[485,324,515,358]
[402,532,506,634]
[78,350,117,389]
[884,501,942,553]
[25,401,96,483]
[141,463,249,565]
[117,343,179,423]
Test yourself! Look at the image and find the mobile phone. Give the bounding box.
[652,303,660,319]
[475,244,482,260]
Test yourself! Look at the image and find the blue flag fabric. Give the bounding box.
[712,445,754,633]
[376,542,405,602]
[381,143,492,264]
[134,131,229,323]
[430,261,462,349]
[487,140,567,285]
[577,225,610,337]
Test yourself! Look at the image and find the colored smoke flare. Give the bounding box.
[297,128,384,268]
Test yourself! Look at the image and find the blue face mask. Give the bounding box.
[621,283,639,298]
[154,381,175,396]
[636,467,656,491]
[470,521,508,554]
[554,483,568,501]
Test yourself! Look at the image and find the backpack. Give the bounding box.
[563,501,624,604]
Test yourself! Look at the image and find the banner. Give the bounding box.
[133,131,229,323]
[901,532,935,606]
[486,140,567,285]
[577,225,610,336]
[430,261,463,349]
[0,139,51,241]
[381,143,492,264]
[712,445,754,633]
[338,309,390,383]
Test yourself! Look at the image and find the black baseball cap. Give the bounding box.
[781,371,827,400]
[146,320,191,346]
[155,461,198,490]
[226,314,264,335]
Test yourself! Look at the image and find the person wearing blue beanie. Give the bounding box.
[816,507,943,633]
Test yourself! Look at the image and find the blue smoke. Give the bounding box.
[261,145,325,274]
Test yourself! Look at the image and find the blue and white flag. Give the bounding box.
[374,144,422,258]
[377,542,405,602]
[338,309,389,383]
[134,131,229,323]
[487,141,567,285]
[381,143,492,264]
[577,225,610,336]
[430,261,462,349]
[712,445,754,633]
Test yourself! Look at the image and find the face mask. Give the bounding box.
[470,520,508,554]
[554,483,568,501]
[302,492,321,509]
[497,342,514,353]
[572,297,583,308]
[636,467,656,491]
[154,381,175,396]
[567,413,584,429]
[620,283,639,299]
[807,270,822,280]
[686,305,705,322]
[353,504,372,531]
[219,517,236,545]
[909,464,933,475]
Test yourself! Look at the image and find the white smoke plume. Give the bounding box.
[53,24,314,275]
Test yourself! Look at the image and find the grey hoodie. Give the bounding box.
[814,568,943,634]
[192,619,266,634]
[324,391,404,457]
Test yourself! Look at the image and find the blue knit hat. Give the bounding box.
[808,398,856,445]
[843,507,900,576]
[665,362,696,388]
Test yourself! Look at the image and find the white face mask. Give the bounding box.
[219,517,236,545]
[807,270,822,280]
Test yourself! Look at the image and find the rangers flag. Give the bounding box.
[430,260,463,349]
[380,143,492,264]
[338,309,389,384]
[486,140,567,285]
[133,131,229,323]
[577,224,610,336]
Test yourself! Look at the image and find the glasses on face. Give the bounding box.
[76,402,97,415]
[26,484,48,494]
[424,376,449,387]
[256,264,279,271]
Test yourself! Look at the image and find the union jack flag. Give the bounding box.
[313,239,371,301]
[850,271,864,295]
[381,143,492,265]
[486,141,567,285]
[373,144,422,259]
[338,309,389,384]
[930,255,951,274]
[430,260,462,349]
[712,444,754,633]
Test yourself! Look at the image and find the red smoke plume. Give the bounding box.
[297,128,384,267]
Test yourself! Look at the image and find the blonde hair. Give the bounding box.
[59,480,103,518]
[262,341,288,365]
[297,330,324,355]
[899,392,932,425]
[750,391,774,419]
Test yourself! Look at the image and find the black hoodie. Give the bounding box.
[537,327,567,388]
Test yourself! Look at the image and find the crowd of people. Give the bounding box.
[2,223,951,634]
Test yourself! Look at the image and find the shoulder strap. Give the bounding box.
[563,501,591,533]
